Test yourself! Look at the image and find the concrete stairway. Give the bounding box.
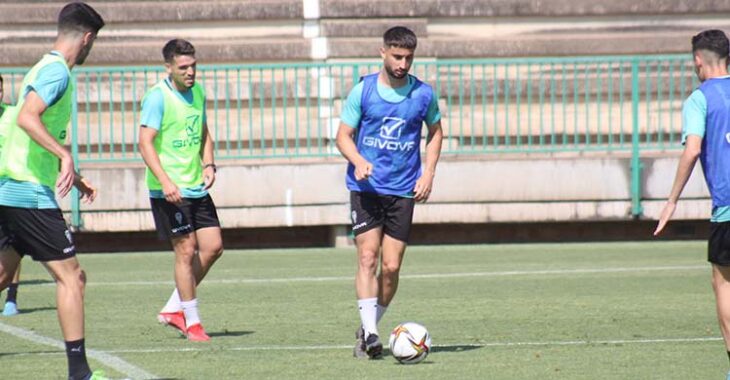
[1,0,729,65]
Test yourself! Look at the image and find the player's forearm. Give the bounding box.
[201,128,215,165]
[139,140,174,186]
[336,132,368,166]
[16,111,70,161]
[667,151,700,203]
[423,125,443,175]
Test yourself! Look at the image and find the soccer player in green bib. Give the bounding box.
[0,72,23,317]
[139,39,223,342]
[0,3,105,380]
[0,73,8,118]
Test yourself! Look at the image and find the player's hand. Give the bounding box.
[162,180,183,205]
[653,201,677,236]
[354,161,373,181]
[74,176,97,204]
[203,166,216,190]
[56,153,75,198]
[413,170,435,203]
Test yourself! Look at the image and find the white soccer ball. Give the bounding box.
[388,322,432,364]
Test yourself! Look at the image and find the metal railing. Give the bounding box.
[0,54,697,227]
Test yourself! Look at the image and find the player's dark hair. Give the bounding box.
[383,26,417,50]
[162,39,196,63]
[58,2,105,34]
[692,29,729,62]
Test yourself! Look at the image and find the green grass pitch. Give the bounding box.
[0,241,726,379]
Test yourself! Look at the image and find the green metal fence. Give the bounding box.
[0,54,697,226]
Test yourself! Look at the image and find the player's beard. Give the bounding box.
[182,76,195,89]
[385,65,407,80]
[173,75,195,90]
[76,44,92,65]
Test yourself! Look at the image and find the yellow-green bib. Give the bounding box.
[144,79,205,190]
[0,54,73,188]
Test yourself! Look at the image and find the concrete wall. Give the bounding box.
[65,153,711,243]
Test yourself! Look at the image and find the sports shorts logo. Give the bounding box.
[351,209,367,230]
[62,229,76,254]
[175,212,183,225]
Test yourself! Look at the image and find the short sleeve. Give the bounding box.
[681,89,706,144]
[424,91,441,127]
[139,88,165,130]
[25,62,69,108]
[340,81,364,128]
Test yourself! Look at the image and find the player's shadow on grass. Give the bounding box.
[0,350,61,358]
[207,330,254,338]
[13,306,56,315]
[20,279,54,286]
[431,344,483,353]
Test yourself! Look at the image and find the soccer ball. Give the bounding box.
[388,322,431,364]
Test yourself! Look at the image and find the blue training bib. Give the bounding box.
[698,77,730,208]
[346,74,434,195]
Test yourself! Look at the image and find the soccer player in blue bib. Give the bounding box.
[0,3,105,379]
[335,26,443,359]
[654,29,730,379]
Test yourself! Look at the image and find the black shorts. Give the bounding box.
[350,191,415,243]
[0,206,76,262]
[709,221,730,266]
[150,194,220,241]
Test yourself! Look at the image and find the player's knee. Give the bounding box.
[77,269,87,296]
[57,267,86,293]
[175,245,197,263]
[211,244,224,260]
[381,260,401,275]
[71,267,85,289]
[358,251,379,271]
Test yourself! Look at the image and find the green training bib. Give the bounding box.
[143,79,205,190]
[0,54,73,188]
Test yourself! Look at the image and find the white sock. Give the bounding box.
[181,299,201,328]
[160,288,181,314]
[358,297,378,338]
[376,304,388,324]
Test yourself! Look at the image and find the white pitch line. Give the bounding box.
[0,321,158,379]
[3,336,721,358]
[101,336,724,353]
[74,264,707,287]
[475,336,722,347]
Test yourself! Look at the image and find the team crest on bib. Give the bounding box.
[379,117,405,140]
[363,116,415,152]
[726,132,730,144]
